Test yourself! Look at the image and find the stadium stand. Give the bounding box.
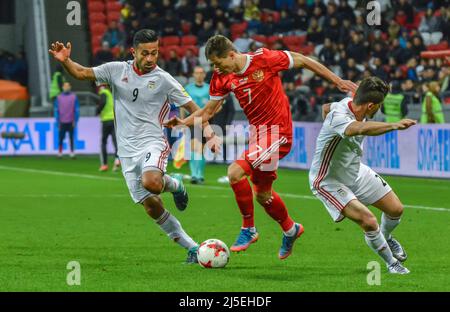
[85,0,450,121]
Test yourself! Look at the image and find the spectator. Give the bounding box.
[337,0,356,23]
[96,84,120,172]
[338,19,352,44]
[406,58,420,81]
[323,17,340,40]
[191,12,204,36]
[421,81,445,123]
[198,20,216,46]
[233,32,253,52]
[318,38,336,66]
[94,41,114,66]
[165,49,182,76]
[214,21,231,38]
[307,17,324,45]
[54,82,79,158]
[276,10,294,34]
[161,10,180,36]
[292,8,309,33]
[175,0,194,22]
[381,80,408,122]
[419,6,443,45]
[143,11,160,31]
[311,5,325,28]
[388,20,401,41]
[184,66,210,184]
[410,36,426,57]
[181,48,200,77]
[346,32,367,64]
[395,0,414,24]
[102,21,126,49]
[259,14,276,36]
[125,19,141,47]
[49,64,65,102]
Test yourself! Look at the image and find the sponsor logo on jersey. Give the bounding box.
[148,81,156,89]
[252,70,264,82]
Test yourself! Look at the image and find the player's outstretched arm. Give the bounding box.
[344,119,417,137]
[181,101,222,153]
[289,52,357,94]
[49,41,95,81]
[164,99,223,128]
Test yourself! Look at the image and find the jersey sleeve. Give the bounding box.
[209,71,230,101]
[92,62,124,85]
[166,74,192,107]
[329,110,355,138]
[263,48,294,73]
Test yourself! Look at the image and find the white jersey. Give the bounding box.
[309,97,365,188]
[93,61,192,157]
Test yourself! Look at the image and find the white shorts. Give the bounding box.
[120,140,170,204]
[311,163,392,222]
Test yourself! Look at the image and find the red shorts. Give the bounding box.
[236,131,292,193]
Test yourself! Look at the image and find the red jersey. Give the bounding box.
[210,48,294,139]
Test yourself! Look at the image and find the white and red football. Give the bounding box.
[197,239,230,268]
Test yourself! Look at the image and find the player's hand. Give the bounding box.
[206,134,222,154]
[336,79,358,94]
[163,116,185,128]
[394,119,417,130]
[49,41,72,63]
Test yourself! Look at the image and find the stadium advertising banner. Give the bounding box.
[1,118,449,178]
[0,117,112,155]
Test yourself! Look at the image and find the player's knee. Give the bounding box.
[388,202,404,218]
[361,213,379,232]
[227,164,245,184]
[142,175,164,194]
[255,192,271,205]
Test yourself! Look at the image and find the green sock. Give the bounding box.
[198,156,206,179]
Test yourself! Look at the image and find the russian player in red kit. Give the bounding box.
[165,35,357,259]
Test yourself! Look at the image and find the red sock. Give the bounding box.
[230,178,254,228]
[262,190,294,231]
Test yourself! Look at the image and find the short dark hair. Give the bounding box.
[133,29,158,47]
[205,35,237,59]
[354,77,389,105]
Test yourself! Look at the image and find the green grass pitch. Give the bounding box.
[0,156,449,291]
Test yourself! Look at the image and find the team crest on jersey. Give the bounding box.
[252,70,264,82]
[148,81,156,89]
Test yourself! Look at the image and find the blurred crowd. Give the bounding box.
[93,0,450,120]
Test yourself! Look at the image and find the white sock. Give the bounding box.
[380,213,401,240]
[156,210,197,249]
[163,175,180,193]
[243,226,257,233]
[364,228,396,265]
[284,224,297,237]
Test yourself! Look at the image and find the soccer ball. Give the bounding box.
[197,239,230,268]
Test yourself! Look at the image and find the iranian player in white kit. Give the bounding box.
[309,77,416,274]
[49,30,216,264]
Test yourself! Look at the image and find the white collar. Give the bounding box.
[236,54,251,75]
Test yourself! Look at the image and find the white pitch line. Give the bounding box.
[0,165,121,181]
[1,165,449,213]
